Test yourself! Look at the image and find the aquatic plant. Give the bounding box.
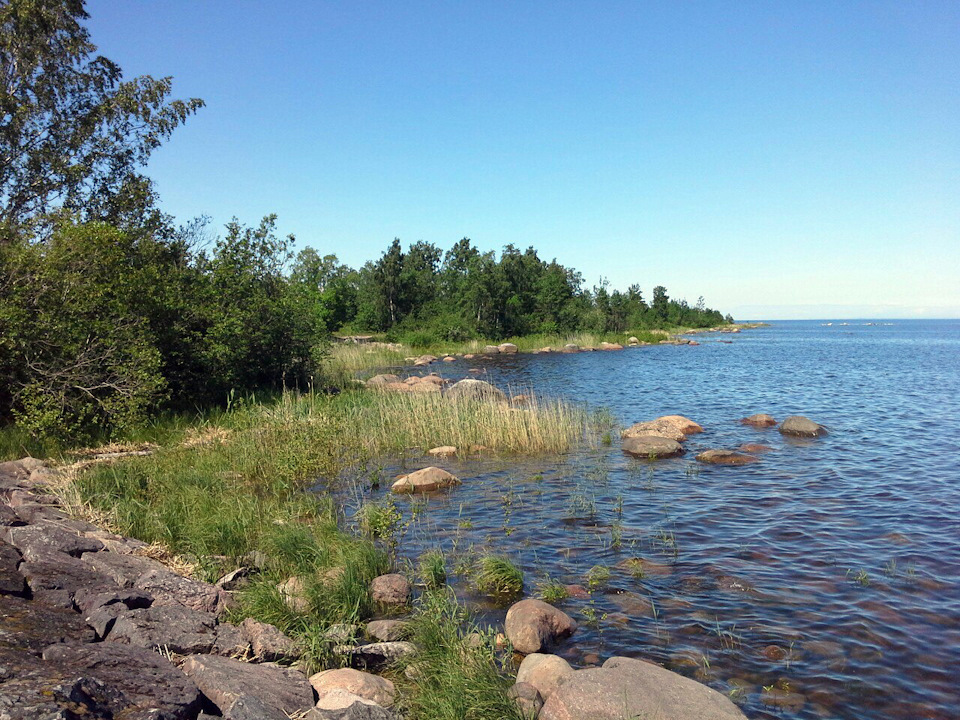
[474,555,524,596]
[419,549,448,590]
[358,498,402,540]
[536,576,570,604]
[586,564,611,590]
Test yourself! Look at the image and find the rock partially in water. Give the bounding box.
[505,598,577,654]
[391,467,460,494]
[563,344,580,353]
[413,355,437,366]
[539,656,748,720]
[427,445,457,457]
[621,415,702,442]
[599,342,623,350]
[482,345,501,355]
[516,652,574,700]
[779,415,827,437]
[627,336,640,345]
[740,413,777,427]
[445,378,506,403]
[365,374,400,387]
[621,436,684,459]
[498,342,519,354]
[696,449,759,465]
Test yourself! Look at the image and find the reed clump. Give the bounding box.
[334,389,588,456]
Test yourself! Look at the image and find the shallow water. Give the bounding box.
[333,320,960,720]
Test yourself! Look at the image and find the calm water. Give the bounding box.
[336,320,960,720]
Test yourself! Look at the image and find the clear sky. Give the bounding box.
[87,1,959,320]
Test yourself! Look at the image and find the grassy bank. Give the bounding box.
[327,323,752,381]
[22,384,592,704]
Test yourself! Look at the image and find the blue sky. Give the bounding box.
[88,1,959,319]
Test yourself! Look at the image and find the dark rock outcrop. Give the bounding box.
[779,415,827,437]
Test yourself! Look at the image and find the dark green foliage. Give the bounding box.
[0,0,203,236]
[335,237,728,339]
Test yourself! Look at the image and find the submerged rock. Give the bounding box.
[391,467,460,494]
[621,436,684,459]
[539,656,747,720]
[505,599,577,654]
[741,413,777,427]
[779,415,827,437]
[696,449,759,465]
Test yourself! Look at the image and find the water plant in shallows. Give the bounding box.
[419,549,447,590]
[474,555,524,596]
[536,576,570,604]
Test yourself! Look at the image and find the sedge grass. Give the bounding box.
[397,589,522,720]
[474,555,524,596]
[332,388,589,456]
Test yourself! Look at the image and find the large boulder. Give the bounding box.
[445,378,507,403]
[337,641,417,670]
[740,413,777,427]
[181,654,315,717]
[481,345,501,355]
[370,573,411,606]
[134,567,224,615]
[3,523,103,561]
[310,668,396,707]
[41,643,203,720]
[241,617,301,661]
[599,342,622,350]
[366,374,400,387]
[505,599,577,654]
[391,467,460,494]
[498,343,519,354]
[695,449,759,466]
[106,604,220,655]
[310,689,396,719]
[516,653,574,700]
[80,550,167,587]
[365,619,410,642]
[20,552,121,609]
[0,594,95,654]
[621,415,703,442]
[539,656,748,720]
[0,541,26,596]
[779,415,827,437]
[621,436,684,459]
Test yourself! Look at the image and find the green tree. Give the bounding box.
[0,223,165,438]
[652,285,670,324]
[0,0,203,237]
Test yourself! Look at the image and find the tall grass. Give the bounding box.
[323,342,409,385]
[397,589,522,720]
[333,390,589,456]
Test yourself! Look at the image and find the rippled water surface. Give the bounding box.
[334,320,960,720]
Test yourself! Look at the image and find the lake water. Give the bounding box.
[337,320,960,719]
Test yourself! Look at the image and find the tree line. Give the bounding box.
[0,0,730,441]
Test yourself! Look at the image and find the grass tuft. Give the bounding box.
[474,555,524,597]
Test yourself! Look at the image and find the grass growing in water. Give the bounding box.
[397,589,521,720]
[474,555,524,596]
[536,576,570,604]
[419,549,448,590]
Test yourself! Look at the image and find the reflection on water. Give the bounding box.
[331,320,960,720]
